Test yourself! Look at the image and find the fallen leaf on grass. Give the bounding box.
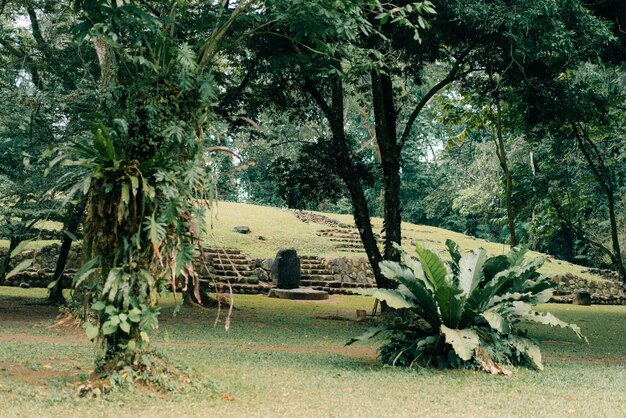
[42,364,52,370]
[567,395,576,401]
[342,388,353,393]
[565,409,576,414]
[220,394,236,401]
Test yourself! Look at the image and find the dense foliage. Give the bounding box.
[40,1,247,387]
[350,241,585,374]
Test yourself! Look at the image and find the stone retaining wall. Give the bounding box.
[1,244,624,305]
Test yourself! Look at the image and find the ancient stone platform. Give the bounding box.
[268,288,329,300]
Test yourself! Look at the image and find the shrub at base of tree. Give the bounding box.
[349,240,585,375]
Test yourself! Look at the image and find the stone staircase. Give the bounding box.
[299,255,374,294]
[317,228,384,253]
[290,209,377,253]
[200,248,272,294]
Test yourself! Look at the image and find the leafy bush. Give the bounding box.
[349,240,585,374]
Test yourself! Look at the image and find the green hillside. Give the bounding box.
[205,201,602,281]
[0,201,603,281]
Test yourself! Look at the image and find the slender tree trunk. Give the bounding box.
[572,123,626,287]
[493,95,516,247]
[606,191,626,286]
[371,71,402,262]
[328,78,394,289]
[0,235,21,284]
[48,201,85,305]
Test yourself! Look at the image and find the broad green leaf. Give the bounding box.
[130,176,139,196]
[483,255,510,282]
[507,246,529,268]
[47,279,58,289]
[371,289,414,309]
[150,213,161,259]
[435,284,464,326]
[512,302,586,341]
[387,267,441,328]
[440,325,480,361]
[445,239,462,269]
[63,230,78,241]
[415,245,449,290]
[103,268,120,297]
[6,259,33,279]
[102,320,118,335]
[481,310,510,334]
[82,175,91,194]
[10,240,32,258]
[72,257,99,287]
[346,323,389,346]
[509,335,543,370]
[83,323,99,340]
[119,320,131,333]
[128,308,142,323]
[380,260,419,285]
[458,249,487,297]
[91,301,106,311]
[121,182,130,204]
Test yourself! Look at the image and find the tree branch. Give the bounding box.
[398,44,476,149]
[0,38,25,58]
[300,79,332,121]
[26,3,47,51]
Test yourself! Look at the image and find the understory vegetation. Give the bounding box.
[351,241,585,374]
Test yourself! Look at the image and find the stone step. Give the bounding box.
[335,243,364,249]
[301,266,327,271]
[329,238,362,243]
[300,262,327,267]
[204,275,259,284]
[301,274,335,281]
[203,283,272,293]
[210,270,255,277]
[300,255,322,260]
[318,230,359,235]
[206,247,242,253]
[301,269,330,275]
[206,253,248,261]
[211,264,254,271]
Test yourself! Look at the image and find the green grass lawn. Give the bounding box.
[1,286,625,417]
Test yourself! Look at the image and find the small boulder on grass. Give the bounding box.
[573,291,592,306]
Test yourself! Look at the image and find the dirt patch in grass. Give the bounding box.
[245,344,377,359]
[0,360,83,387]
[0,298,58,326]
[0,331,87,345]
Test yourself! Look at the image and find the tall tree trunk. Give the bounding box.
[371,71,402,262]
[493,96,516,247]
[328,78,394,289]
[48,201,85,305]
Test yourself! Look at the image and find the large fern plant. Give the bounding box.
[349,241,585,374]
